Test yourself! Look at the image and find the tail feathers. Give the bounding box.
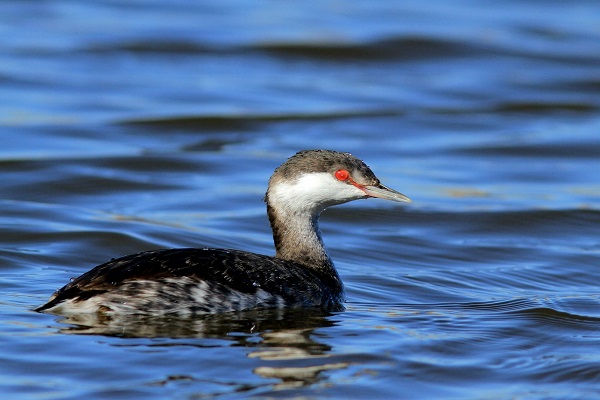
[34,288,107,313]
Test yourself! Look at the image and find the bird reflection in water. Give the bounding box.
[50,307,349,391]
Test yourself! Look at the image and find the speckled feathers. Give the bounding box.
[36,248,344,314]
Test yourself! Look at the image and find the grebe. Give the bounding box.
[36,150,411,315]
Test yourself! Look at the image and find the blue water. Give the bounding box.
[1,1,600,398]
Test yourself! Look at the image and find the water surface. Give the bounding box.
[1,1,600,399]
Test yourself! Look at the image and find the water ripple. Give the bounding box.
[117,109,403,132]
[83,36,492,62]
[2,0,600,398]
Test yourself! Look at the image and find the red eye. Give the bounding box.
[334,169,350,181]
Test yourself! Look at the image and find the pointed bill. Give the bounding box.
[362,184,411,203]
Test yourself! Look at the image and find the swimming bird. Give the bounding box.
[35,150,411,315]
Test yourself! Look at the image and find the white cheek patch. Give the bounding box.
[269,172,367,213]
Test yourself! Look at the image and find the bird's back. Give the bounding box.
[35,248,345,315]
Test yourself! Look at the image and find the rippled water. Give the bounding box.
[2,1,600,399]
